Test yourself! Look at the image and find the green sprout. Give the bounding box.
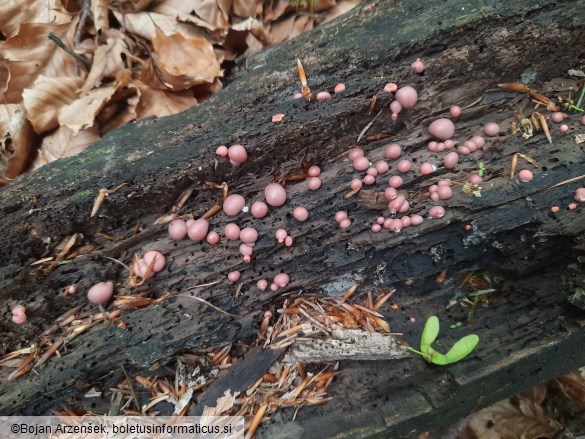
[478,161,486,177]
[407,316,479,365]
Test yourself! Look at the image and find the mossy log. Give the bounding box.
[1,0,585,437]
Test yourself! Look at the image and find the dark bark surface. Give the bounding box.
[1,0,585,437]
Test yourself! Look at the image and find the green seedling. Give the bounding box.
[407,316,479,365]
[478,161,486,177]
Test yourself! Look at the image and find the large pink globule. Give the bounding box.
[265,183,287,207]
[223,194,246,216]
[395,86,418,109]
[428,118,455,140]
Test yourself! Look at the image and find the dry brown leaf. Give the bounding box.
[193,0,232,31]
[232,0,263,18]
[0,104,36,178]
[82,29,129,93]
[91,0,110,33]
[32,125,100,169]
[115,0,153,13]
[135,81,197,119]
[321,0,361,24]
[269,14,313,44]
[553,369,585,408]
[112,11,210,41]
[143,26,221,90]
[0,0,72,40]
[263,0,292,23]
[151,0,219,33]
[460,391,560,439]
[22,76,84,133]
[97,70,140,134]
[0,22,79,103]
[59,85,117,134]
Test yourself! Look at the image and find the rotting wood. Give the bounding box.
[0,0,584,437]
[285,329,408,362]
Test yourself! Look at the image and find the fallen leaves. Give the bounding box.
[0,0,356,182]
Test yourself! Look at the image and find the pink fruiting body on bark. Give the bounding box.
[551,112,564,123]
[348,147,364,160]
[444,152,459,169]
[363,175,376,185]
[308,166,321,177]
[560,124,569,133]
[240,227,258,243]
[385,143,402,159]
[397,160,412,173]
[216,145,228,157]
[353,157,370,171]
[428,118,455,140]
[272,113,284,123]
[265,183,287,207]
[371,224,382,233]
[275,229,288,242]
[401,216,412,227]
[471,136,485,148]
[225,223,241,240]
[351,178,363,191]
[384,83,398,93]
[410,215,424,225]
[87,281,114,305]
[284,236,293,247]
[375,161,390,174]
[206,232,220,245]
[483,122,500,137]
[227,271,241,282]
[257,279,268,290]
[437,185,453,200]
[518,169,533,182]
[376,216,385,225]
[444,139,455,149]
[239,243,254,256]
[428,141,438,152]
[335,211,348,222]
[450,106,461,117]
[143,251,165,272]
[470,174,482,185]
[395,86,418,108]
[411,58,424,73]
[307,177,322,190]
[420,162,435,175]
[429,206,445,219]
[168,219,188,240]
[463,140,477,152]
[334,83,346,93]
[457,145,470,155]
[367,167,378,177]
[251,201,269,218]
[384,187,398,200]
[388,176,403,188]
[228,144,247,163]
[316,91,332,101]
[134,259,154,279]
[188,219,209,241]
[223,194,246,215]
[574,188,585,202]
[430,192,440,201]
[436,143,446,152]
[390,100,402,115]
[11,305,27,324]
[293,207,309,222]
[339,218,351,229]
[274,273,290,288]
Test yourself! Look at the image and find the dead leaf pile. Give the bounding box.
[0,0,360,183]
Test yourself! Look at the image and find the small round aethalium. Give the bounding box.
[223,194,246,216]
[265,183,287,207]
[87,281,114,305]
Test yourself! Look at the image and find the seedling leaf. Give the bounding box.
[442,334,479,365]
[420,315,440,352]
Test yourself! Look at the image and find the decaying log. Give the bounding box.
[1,0,585,437]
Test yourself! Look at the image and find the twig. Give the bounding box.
[47,32,91,71]
[121,364,141,412]
[357,110,383,143]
